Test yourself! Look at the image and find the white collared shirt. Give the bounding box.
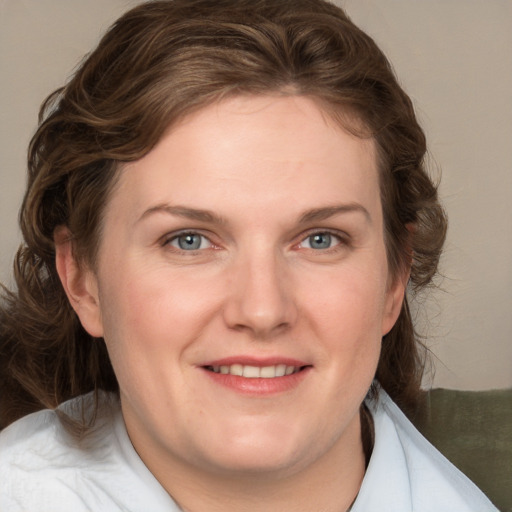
[352,389,497,511]
[0,389,498,511]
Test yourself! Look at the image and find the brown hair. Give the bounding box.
[0,0,446,428]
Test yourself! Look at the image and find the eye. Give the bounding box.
[167,232,212,251]
[299,232,341,250]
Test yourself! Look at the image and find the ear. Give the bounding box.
[54,226,104,338]
[382,224,414,336]
[381,271,408,336]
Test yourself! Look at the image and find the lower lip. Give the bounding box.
[201,367,311,395]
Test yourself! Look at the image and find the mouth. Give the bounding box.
[200,357,312,394]
[204,364,306,378]
[200,359,312,395]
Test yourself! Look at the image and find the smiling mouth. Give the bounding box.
[204,364,308,378]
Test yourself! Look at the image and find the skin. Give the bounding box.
[56,95,406,511]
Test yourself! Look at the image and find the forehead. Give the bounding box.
[108,95,380,224]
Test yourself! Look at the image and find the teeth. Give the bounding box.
[208,364,301,378]
[243,365,261,378]
[230,364,243,377]
[275,364,287,377]
[259,366,276,378]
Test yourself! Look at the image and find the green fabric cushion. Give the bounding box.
[413,388,512,512]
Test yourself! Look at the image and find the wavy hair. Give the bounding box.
[0,0,446,428]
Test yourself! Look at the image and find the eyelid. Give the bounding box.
[159,227,350,253]
[162,229,218,251]
[294,228,350,250]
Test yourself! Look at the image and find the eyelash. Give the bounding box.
[162,228,349,255]
[296,230,347,252]
[163,231,215,252]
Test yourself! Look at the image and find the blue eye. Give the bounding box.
[300,232,340,250]
[169,233,211,251]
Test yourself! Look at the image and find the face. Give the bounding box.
[69,95,405,482]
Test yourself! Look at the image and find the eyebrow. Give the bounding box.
[299,204,371,224]
[138,204,227,225]
[138,202,370,226]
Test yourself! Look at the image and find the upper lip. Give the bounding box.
[200,356,310,368]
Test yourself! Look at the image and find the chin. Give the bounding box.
[194,420,317,477]
[205,448,306,478]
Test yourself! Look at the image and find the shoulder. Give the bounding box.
[0,401,74,472]
[0,391,178,512]
[352,387,498,512]
[0,392,116,511]
[0,391,117,465]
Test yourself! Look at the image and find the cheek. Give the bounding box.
[98,263,222,353]
[303,261,388,373]
[307,264,389,333]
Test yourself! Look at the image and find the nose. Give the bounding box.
[223,249,297,339]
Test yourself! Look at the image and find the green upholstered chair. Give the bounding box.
[413,388,512,511]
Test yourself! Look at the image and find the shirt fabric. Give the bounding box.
[0,388,498,511]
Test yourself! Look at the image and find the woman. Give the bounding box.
[0,0,497,510]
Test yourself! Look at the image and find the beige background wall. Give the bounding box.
[1,0,511,390]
